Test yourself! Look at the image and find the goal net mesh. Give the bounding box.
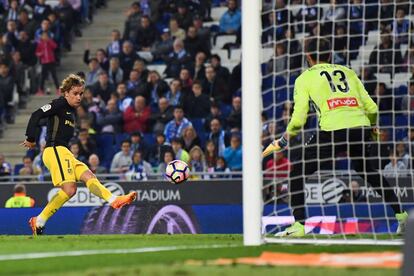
[261,0,413,243]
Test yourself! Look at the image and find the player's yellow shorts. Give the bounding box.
[42,146,89,186]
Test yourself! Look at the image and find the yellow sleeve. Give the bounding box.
[286,75,310,137]
[5,198,12,208]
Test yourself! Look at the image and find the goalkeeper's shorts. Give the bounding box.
[43,146,89,186]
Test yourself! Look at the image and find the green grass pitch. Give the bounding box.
[0,235,400,276]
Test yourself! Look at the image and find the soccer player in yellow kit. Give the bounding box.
[21,74,137,235]
[263,38,408,236]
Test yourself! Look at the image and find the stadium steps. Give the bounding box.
[0,0,132,166]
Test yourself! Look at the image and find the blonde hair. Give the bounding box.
[60,74,85,94]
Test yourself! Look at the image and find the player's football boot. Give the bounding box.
[262,140,282,157]
[275,222,305,237]
[29,217,44,236]
[110,191,137,209]
[396,211,408,235]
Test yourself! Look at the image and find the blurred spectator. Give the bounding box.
[0,154,12,180]
[69,140,88,164]
[360,67,376,94]
[210,156,231,178]
[185,25,209,59]
[110,140,133,174]
[125,150,152,180]
[396,142,410,168]
[36,31,59,94]
[130,131,149,160]
[379,0,395,30]
[392,8,413,45]
[151,28,174,61]
[184,80,211,119]
[47,12,63,52]
[333,25,347,65]
[401,81,414,112]
[123,2,142,41]
[0,63,15,124]
[322,0,346,34]
[171,137,190,163]
[207,118,230,156]
[164,38,192,78]
[149,133,173,166]
[17,10,37,40]
[296,0,323,33]
[149,97,174,134]
[204,102,225,131]
[83,46,109,72]
[132,59,149,82]
[5,184,35,208]
[219,0,241,35]
[19,156,34,176]
[169,17,186,41]
[403,129,414,159]
[372,82,392,113]
[123,95,150,134]
[81,86,105,118]
[210,54,230,81]
[35,19,54,42]
[166,79,184,106]
[227,96,242,130]
[119,41,140,79]
[33,0,52,23]
[223,133,242,171]
[108,57,124,85]
[179,68,193,94]
[284,27,302,74]
[164,106,193,143]
[5,0,19,22]
[175,2,193,30]
[5,20,19,49]
[85,58,103,86]
[369,31,403,74]
[126,69,145,97]
[115,82,133,112]
[341,180,367,203]
[10,55,24,104]
[202,65,231,104]
[230,61,241,94]
[205,140,218,169]
[181,126,201,152]
[191,51,207,81]
[267,43,287,77]
[189,146,206,179]
[144,70,169,108]
[91,71,115,103]
[404,43,414,71]
[384,149,407,177]
[54,0,75,51]
[78,128,97,159]
[135,15,157,52]
[96,97,123,134]
[158,150,175,175]
[192,15,211,48]
[107,29,123,58]
[265,151,291,178]
[88,154,107,174]
[16,30,37,67]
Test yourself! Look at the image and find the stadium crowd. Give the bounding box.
[0,0,413,182]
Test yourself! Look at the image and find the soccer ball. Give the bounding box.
[165,160,189,184]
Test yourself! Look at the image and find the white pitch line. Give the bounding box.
[0,244,240,262]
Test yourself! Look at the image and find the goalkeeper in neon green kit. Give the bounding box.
[263,38,408,237]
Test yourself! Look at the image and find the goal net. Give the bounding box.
[260,0,414,245]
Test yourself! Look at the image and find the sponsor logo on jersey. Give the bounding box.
[327,97,358,110]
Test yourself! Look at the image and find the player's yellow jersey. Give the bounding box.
[286,63,378,137]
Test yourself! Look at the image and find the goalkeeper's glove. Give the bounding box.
[371,127,381,141]
[262,135,288,157]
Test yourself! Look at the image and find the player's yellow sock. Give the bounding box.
[86,178,116,203]
[37,189,70,227]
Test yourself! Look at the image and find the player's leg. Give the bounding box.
[78,169,137,209]
[349,128,407,233]
[30,182,77,235]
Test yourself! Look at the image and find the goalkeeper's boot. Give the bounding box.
[275,222,305,237]
[262,140,281,158]
[29,217,44,236]
[110,191,137,209]
[396,211,408,235]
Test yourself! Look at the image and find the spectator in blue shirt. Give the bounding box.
[165,79,183,107]
[392,8,414,45]
[164,106,193,143]
[219,0,241,34]
[223,133,242,171]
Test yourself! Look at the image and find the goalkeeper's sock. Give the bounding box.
[37,189,70,227]
[86,178,116,204]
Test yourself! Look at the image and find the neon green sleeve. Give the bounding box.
[5,198,12,208]
[286,75,309,137]
[355,73,378,125]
